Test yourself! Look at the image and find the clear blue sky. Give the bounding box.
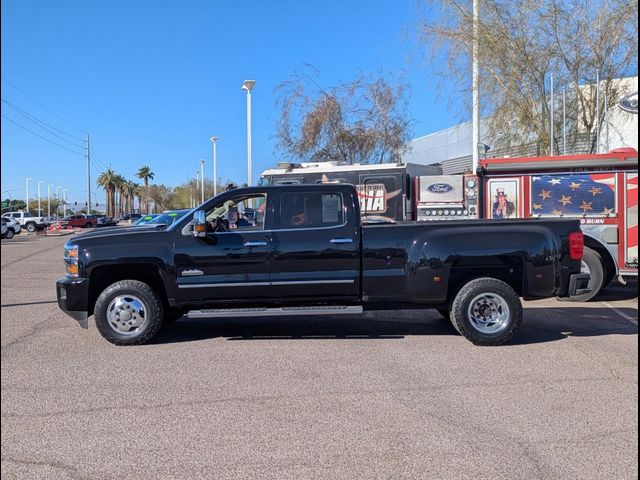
[1,0,460,206]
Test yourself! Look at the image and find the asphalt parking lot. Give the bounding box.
[1,233,638,480]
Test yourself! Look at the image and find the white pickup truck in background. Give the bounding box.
[1,211,48,233]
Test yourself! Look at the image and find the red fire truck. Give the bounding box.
[477,148,638,301]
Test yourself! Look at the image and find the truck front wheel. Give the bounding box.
[449,278,522,346]
[94,280,164,345]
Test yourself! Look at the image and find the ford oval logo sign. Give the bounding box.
[427,183,454,193]
[619,92,638,114]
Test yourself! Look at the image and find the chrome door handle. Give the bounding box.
[330,238,353,244]
[244,241,267,247]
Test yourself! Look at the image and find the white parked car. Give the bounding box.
[1,217,21,239]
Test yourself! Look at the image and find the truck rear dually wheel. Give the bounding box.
[94,280,164,345]
[26,222,36,233]
[561,247,603,302]
[450,278,522,346]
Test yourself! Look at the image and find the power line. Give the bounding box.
[1,76,87,134]
[2,98,85,146]
[1,114,84,155]
[89,145,109,171]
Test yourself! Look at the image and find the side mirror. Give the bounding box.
[192,210,207,237]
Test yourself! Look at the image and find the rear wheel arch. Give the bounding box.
[447,255,524,301]
[583,235,616,286]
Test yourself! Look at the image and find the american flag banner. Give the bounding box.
[626,173,638,266]
[530,173,616,217]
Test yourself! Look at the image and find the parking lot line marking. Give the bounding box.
[601,301,638,326]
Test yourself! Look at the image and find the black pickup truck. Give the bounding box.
[56,184,589,346]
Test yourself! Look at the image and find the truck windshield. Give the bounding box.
[147,210,191,226]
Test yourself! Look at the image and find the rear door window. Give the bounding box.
[279,192,344,229]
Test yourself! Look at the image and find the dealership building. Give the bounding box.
[403,76,638,173]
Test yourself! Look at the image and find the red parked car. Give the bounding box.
[62,215,97,228]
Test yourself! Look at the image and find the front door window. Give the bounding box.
[205,194,267,232]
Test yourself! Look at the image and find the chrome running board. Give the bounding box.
[186,305,363,319]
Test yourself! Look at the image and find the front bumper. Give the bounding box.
[56,277,90,328]
[567,273,591,297]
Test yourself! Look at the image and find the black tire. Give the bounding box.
[602,262,615,289]
[85,222,92,228]
[450,277,522,346]
[4,229,14,239]
[26,222,36,233]
[94,280,164,345]
[562,247,603,302]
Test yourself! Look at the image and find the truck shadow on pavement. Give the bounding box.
[152,306,637,346]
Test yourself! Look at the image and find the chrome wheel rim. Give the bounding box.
[467,293,510,334]
[106,294,147,335]
[581,260,591,275]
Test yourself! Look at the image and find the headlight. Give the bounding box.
[64,244,79,278]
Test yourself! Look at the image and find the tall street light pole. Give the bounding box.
[210,136,219,197]
[195,170,200,206]
[472,0,480,174]
[56,187,63,217]
[242,80,256,187]
[200,159,205,204]
[47,184,55,218]
[63,189,69,217]
[550,73,554,156]
[37,181,44,216]
[25,177,32,211]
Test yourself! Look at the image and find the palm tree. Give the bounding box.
[96,169,117,217]
[123,180,137,214]
[136,165,154,214]
[132,183,142,213]
[113,174,126,216]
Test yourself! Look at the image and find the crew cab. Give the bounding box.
[2,211,48,232]
[56,184,589,346]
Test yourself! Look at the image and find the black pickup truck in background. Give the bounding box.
[56,184,589,346]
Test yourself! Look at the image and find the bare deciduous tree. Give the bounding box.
[420,0,638,154]
[275,70,413,164]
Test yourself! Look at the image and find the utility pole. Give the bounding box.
[86,134,91,214]
[472,0,480,174]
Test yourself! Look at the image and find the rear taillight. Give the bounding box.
[568,231,584,260]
